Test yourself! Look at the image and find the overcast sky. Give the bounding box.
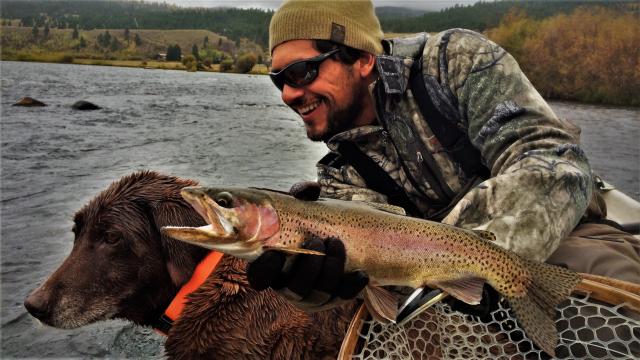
[157,0,479,12]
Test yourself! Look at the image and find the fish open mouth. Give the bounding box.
[161,187,238,248]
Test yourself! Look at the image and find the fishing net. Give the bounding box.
[349,292,640,359]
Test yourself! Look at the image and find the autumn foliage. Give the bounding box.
[487,6,640,106]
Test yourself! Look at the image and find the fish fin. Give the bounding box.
[263,246,325,256]
[471,230,496,242]
[360,201,407,216]
[506,260,581,357]
[363,285,398,324]
[432,276,485,305]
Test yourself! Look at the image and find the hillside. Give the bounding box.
[1,26,241,60]
[0,0,272,46]
[379,0,630,33]
[2,0,632,48]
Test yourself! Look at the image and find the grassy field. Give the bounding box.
[1,26,268,74]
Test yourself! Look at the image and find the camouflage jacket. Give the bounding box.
[317,29,593,262]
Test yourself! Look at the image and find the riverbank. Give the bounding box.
[1,55,270,74]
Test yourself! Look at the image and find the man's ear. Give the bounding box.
[357,52,376,79]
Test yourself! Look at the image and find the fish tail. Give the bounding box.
[506,260,581,356]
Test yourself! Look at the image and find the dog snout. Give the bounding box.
[24,288,51,320]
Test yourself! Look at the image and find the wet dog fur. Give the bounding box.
[24,171,357,359]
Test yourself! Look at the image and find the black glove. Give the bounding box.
[288,181,321,201]
[247,236,369,310]
[447,283,501,321]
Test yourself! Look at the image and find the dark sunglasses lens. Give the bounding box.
[284,61,317,87]
[270,74,285,90]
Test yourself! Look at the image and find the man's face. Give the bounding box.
[271,40,369,142]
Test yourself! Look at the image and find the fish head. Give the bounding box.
[161,186,280,259]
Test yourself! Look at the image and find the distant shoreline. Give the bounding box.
[2,58,637,108]
[1,57,270,75]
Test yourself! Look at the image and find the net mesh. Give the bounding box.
[350,293,640,359]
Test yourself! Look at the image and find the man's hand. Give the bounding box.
[246,237,369,311]
[288,181,321,201]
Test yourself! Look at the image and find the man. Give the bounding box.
[247,0,639,311]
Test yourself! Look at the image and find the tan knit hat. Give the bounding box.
[269,0,384,55]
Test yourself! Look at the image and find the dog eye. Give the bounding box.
[104,234,120,245]
[215,192,234,208]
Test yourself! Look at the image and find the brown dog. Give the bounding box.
[24,171,357,359]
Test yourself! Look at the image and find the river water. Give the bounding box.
[1,61,638,358]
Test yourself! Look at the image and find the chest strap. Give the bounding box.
[154,251,224,335]
[336,141,421,217]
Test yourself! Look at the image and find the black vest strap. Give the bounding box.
[409,64,489,179]
[336,141,421,217]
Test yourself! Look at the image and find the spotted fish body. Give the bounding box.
[162,186,581,356]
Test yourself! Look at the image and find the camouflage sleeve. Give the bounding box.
[316,155,388,203]
[428,29,593,262]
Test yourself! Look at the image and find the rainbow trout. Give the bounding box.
[162,186,580,356]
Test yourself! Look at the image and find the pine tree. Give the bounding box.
[43,23,50,38]
[110,36,120,52]
[192,44,199,60]
[32,24,39,39]
[203,35,209,48]
[72,25,79,40]
[166,44,182,61]
[79,36,87,48]
[124,28,130,43]
[134,33,142,46]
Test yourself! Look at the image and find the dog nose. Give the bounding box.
[24,291,50,320]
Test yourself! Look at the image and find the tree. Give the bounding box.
[79,36,87,48]
[203,35,209,48]
[43,23,50,38]
[166,44,182,61]
[220,59,234,72]
[192,44,199,60]
[124,28,130,43]
[134,33,142,46]
[182,55,197,72]
[234,53,257,73]
[32,24,39,39]
[72,25,79,40]
[110,36,120,52]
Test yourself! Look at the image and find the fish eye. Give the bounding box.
[215,192,234,208]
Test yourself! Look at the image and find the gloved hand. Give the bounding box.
[446,283,501,321]
[246,236,369,311]
[288,181,321,201]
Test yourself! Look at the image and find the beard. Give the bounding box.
[307,84,367,143]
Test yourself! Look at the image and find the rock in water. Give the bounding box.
[72,101,101,110]
[13,97,46,107]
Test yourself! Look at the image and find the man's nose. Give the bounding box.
[281,84,305,106]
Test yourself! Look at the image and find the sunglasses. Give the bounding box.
[269,48,340,91]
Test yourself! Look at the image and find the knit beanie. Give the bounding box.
[269,0,384,55]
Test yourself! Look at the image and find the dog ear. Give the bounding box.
[146,200,209,288]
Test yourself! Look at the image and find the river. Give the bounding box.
[1,61,638,358]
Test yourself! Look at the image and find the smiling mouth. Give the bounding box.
[298,99,322,115]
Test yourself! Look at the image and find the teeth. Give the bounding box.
[299,100,321,114]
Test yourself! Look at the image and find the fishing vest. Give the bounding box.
[335,32,489,220]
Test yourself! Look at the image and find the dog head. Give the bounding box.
[24,171,208,328]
